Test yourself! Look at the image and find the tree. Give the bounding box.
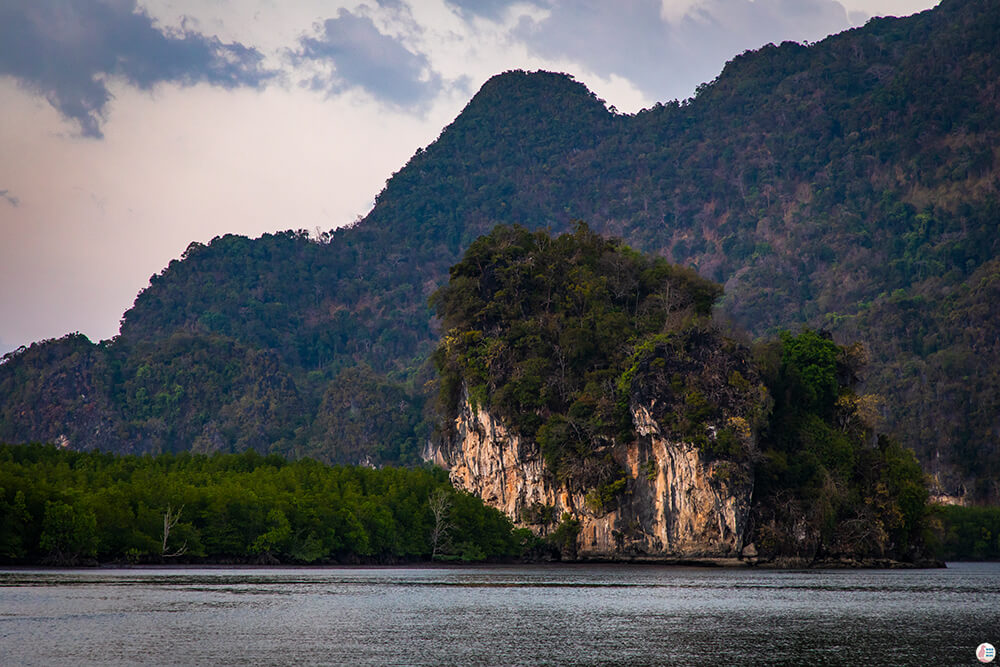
[39,500,97,565]
[0,489,30,560]
[161,504,188,558]
[429,487,453,559]
[250,508,292,563]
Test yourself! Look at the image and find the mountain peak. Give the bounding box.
[474,69,608,107]
[447,69,616,139]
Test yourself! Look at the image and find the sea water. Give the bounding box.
[1,563,997,665]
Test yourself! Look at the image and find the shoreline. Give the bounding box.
[0,555,951,570]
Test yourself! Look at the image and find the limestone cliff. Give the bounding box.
[425,396,753,560]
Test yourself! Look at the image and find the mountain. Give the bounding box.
[1,0,998,499]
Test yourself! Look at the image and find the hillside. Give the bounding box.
[1,0,998,499]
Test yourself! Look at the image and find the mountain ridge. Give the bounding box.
[1,0,998,498]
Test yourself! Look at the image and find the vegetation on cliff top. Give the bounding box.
[431,223,764,491]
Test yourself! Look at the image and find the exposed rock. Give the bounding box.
[426,396,753,560]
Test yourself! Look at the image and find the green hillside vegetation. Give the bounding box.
[0,444,529,566]
[931,504,1000,560]
[434,226,931,562]
[0,0,998,498]
[431,223,762,489]
[752,330,930,560]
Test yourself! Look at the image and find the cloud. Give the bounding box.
[445,0,527,20]
[517,0,851,102]
[846,10,870,24]
[295,8,442,107]
[0,189,19,207]
[517,1,666,87]
[659,0,704,22]
[839,0,938,19]
[0,0,272,138]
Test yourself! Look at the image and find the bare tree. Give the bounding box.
[161,504,188,558]
[428,489,453,560]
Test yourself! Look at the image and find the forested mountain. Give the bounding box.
[1,0,997,499]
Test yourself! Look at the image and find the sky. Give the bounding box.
[0,0,939,354]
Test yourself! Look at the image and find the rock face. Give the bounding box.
[425,397,753,560]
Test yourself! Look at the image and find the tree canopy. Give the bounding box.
[0,445,530,565]
[431,224,761,489]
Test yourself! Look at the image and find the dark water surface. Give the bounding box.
[1,563,997,666]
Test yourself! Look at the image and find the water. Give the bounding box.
[1,563,997,666]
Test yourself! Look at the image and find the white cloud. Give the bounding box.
[660,0,702,23]
[838,0,938,24]
[517,0,858,103]
[140,1,353,54]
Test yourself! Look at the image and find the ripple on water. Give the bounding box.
[0,563,997,666]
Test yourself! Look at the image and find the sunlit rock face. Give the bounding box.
[425,395,752,560]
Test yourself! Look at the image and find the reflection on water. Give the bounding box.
[1,563,997,666]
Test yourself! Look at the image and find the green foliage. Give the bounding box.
[39,500,98,564]
[310,364,427,465]
[547,513,582,560]
[751,331,931,561]
[432,224,755,487]
[585,476,627,515]
[621,328,767,461]
[0,488,30,559]
[116,333,305,455]
[250,508,293,559]
[0,444,526,565]
[777,330,840,415]
[932,505,1000,560]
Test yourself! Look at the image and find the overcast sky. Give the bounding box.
[0,0,939,354]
